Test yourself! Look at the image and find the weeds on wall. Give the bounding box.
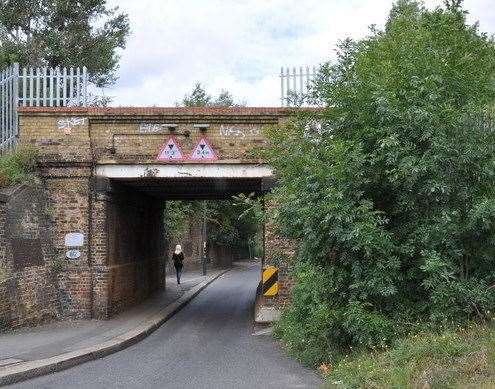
[51,257,66,275]
[0,263,8,283]
[0,145,38,188]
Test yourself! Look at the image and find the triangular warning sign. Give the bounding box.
[189,136,218,161]
[156,136,184,161]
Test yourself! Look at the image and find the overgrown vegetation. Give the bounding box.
[208,194,264,256]
[164,196,263,258]
[164,201,197,241]
[0,146,38,188]
[325,323,495,388]
[268,0,495,368]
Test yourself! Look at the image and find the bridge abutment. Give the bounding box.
[92,178,166,318]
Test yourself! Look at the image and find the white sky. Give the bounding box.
[103,0,495,107]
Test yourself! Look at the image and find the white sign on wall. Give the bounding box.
[66,249,81,260]
[65,233,84,247]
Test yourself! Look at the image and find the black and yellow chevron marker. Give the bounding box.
[262,266,278,297]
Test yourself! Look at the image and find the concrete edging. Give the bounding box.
[0,269,230,387]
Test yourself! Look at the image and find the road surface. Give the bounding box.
[10,262,323,389]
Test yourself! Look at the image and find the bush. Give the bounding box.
[0,145,38,188]
[267,0,495,361]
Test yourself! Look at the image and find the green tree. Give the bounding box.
[268,0,495,366]
[181,83,245,107]
[0,0,129,87]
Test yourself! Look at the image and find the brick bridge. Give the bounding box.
[7,106,291,322]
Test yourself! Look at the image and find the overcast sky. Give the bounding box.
[104,0,495,107]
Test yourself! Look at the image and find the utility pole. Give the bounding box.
[201,200,207,276]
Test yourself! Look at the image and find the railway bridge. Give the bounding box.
[7,106,291,320]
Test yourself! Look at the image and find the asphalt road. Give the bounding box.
[10,262,323,389]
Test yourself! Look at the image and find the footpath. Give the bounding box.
[0,268,229,386]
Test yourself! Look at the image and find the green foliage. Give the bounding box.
[163,198,263,256]
[269,0,495,365]
[325,324,495,388]
[164,201,198,240]
[0,145,38,188]
[51,257,65,274]
[0,0,129,87]
[206,197,262,253]
[180,83,246,107]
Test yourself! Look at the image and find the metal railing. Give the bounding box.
[0,63,88,153]
[280,66,317,107]
[0,64,18,153]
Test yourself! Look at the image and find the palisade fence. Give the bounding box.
[280,66,317,107]
[0,63,88,154]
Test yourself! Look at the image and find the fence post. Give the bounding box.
[280,67,285,107]
[12,63,19,142]
[82,66,88,106]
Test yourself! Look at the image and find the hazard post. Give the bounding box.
[262,266,278,297]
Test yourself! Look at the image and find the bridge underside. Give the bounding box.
[114,177,264,200]
[96,163,274,200]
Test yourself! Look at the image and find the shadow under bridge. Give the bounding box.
[90,163,274,318]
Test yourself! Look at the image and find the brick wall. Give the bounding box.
[264,197,296,307]
[105,185,166,316]
[43,170,93,319]
[0,184,59,329]
[17,107,289,166]
[0,280,11,328]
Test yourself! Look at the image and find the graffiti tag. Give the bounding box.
[138,123,166,133]
[219,125,260,138]
[57,117,87,135]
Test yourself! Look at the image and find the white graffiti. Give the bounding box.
[138,123,167,133]
[219,125,260,138]
[57,117,87,134]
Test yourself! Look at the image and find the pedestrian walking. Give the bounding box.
[172,244,184,285]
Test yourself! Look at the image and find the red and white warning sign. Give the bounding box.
[189,136,218,161]
[156,136,184,161]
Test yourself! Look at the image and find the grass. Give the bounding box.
[0,145,38,188]
[324,324,495,388]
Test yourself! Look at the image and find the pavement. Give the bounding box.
[6,261,323,389]
[0,268,228,386]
